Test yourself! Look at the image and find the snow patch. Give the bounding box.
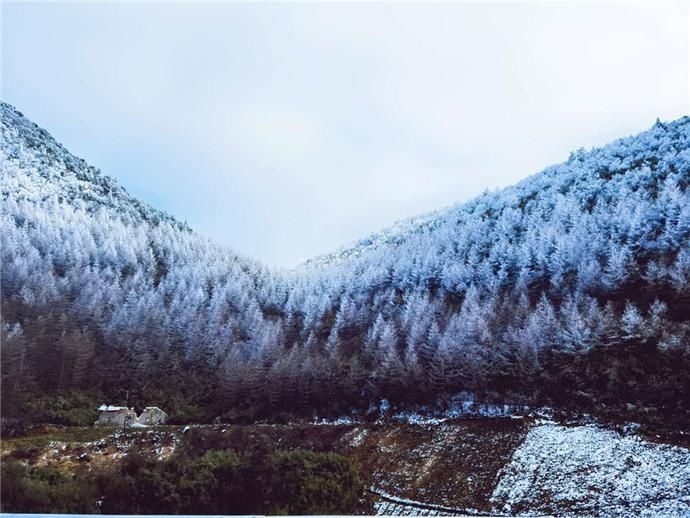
[491,423,690,517]
[312,416,359,425]
[348,428,369,447]
[390,411,448,425]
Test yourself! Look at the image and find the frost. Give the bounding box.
[3,101,690,434]
[391,412,448,425]
[312,416,359,425]
[348,428,369,447]
[491,424,690,516]
[386,397,535,424]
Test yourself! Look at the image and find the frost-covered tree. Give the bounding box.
[2,101,690,419]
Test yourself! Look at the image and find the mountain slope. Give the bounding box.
[1,103,187,230]
[304,118,690,300]
[1,102,284,420]
[1,102,689,425]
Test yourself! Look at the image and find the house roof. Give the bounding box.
[97,405,128,412]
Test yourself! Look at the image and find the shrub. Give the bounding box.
[266,449,362,515]
[24,392,100,426]
[4,444,362,515]
[0,459,95,513]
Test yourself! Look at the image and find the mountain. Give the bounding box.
[0,102,282,420]
[305,118,690,294]
[1,101,689,425]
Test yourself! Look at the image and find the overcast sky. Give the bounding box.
[2,2,688,267]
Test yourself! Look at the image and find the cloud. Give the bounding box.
[3,2,688,267]
[219,100,326,172]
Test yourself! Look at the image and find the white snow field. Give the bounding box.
[491,423,690,517]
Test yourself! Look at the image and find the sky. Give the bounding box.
[2,2,688,268]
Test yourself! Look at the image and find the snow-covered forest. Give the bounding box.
[2,101,689,422]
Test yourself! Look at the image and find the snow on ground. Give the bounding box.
[491,423,690,517]
[389,412,448,425]
[382,403,534,425]
[311,416,359,425]
[346,428,369,447]
[384,396,539,424]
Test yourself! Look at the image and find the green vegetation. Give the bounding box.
[266,449,362,514]
[1,444,362,515]
[95,447,361,515]
[2,426,111,451]
[1,461,95,513]
[23,392,100,426]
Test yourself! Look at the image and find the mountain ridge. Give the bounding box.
[4,100,687,273]
[303,116,690,270]
[0,102,193,234]
[1,100,689,431]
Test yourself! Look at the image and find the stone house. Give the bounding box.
[95,405,138,427]
[137,406,168,425]
[95,405,167,427]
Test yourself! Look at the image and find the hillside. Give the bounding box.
[305,119,689,273]
[2,418,689,516]
[0,102,187,230]
[1,102,283,422]
[1,101,689,426]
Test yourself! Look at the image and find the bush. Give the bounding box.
[24,392,100,426]
[97,449,247,514]
[266,449,362,515]
[0,459,95,513]
[4,444,362,515]
[8,447,40,463]
[0,417,28,438]
[96,446,362,515]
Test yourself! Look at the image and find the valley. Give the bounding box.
[2,102,690,515]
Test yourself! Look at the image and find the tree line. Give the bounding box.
[1,103,689,423]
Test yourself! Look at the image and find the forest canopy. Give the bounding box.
[1,102,689,423]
